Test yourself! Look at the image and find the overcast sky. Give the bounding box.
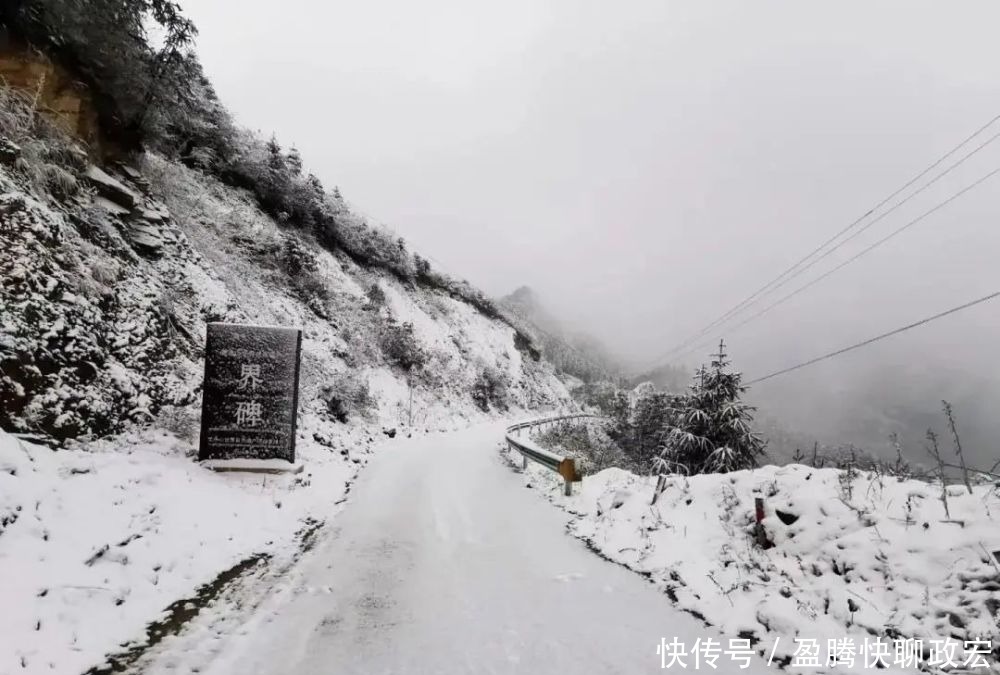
[178,1,1000,428]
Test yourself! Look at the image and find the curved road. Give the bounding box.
[192,421,779,675]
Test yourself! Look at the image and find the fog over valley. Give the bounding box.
[177,0,1000,466]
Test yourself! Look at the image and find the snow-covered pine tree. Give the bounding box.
[630,385,673,470]
[656,340,766,475]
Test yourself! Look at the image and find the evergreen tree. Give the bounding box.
[656,340,766,475]
[286,146,303,176]
[266,135,285,174]
[630,386,672,469]
[604,389,631,444]
[413,254,431,277]
[3,0,197,145]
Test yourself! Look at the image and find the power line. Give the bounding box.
[658,127,1000,363]
[745,290,1000,385]
[667,164,1000,363]
[644,112,1000,369]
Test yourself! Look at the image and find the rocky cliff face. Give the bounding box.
[0,34,102,151]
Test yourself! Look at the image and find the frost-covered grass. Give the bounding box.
[0,85,85,199]
[512,447,1000,672]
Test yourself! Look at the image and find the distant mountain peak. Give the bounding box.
[503,285,540,309]
[498,285,623,383]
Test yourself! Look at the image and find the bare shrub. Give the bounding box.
[925,429,951,519]
[536,420,629,473]
[942,400,973,494]
[263,237,331,318]
[320,375,375,423]
[379,320,426,371]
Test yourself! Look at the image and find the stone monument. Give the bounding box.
[198,323,302,465]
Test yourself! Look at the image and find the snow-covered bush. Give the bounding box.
[329,210,417,280]
[471,365,509,412]
[364,283,387,311]
[628,386,676,470]
[379,320,426,371]
[320,375,376,423]
[277,237,332,318]
[535,419,628,473]
[214,131,338,234]
[574,380,626,416]
[413,253,431,278]
[569,381,680,473]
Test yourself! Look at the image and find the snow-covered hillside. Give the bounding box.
[1,152,570,441]
[0,137,573,673]
[511,440,1000,672]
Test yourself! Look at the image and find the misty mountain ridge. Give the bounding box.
[498,285,623,385]
[628,362,691,394]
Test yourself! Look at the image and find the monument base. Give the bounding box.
[201,458,304,475]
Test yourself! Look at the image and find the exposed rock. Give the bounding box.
[84,165,140,210]
[129,222,167,256]
[76,360,99,384]
[140,208,165,223]
[117,163,151,191]
[0,44,103,147]
[93,196,130,217]
[0,138,21,166]
[124,198,177,257]
[117,164,143,182]
[139,203,170,223]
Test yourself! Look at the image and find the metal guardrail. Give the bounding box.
[505,413,605,495]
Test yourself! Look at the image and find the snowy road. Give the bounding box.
[182,421,780,675]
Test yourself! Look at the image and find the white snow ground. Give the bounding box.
[512,442,1000,674]
[0,425,356,675]
[131,421,783,675]
[1,150,576,674]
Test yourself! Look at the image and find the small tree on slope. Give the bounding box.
[656,340,766,475]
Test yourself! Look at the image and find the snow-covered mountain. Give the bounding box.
[0,54,573,673]
[0,147,571,448]
[498,285,622,385]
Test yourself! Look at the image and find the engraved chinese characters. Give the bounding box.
[198,323,303,462]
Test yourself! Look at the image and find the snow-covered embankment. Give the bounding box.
[510,442,1000,670]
